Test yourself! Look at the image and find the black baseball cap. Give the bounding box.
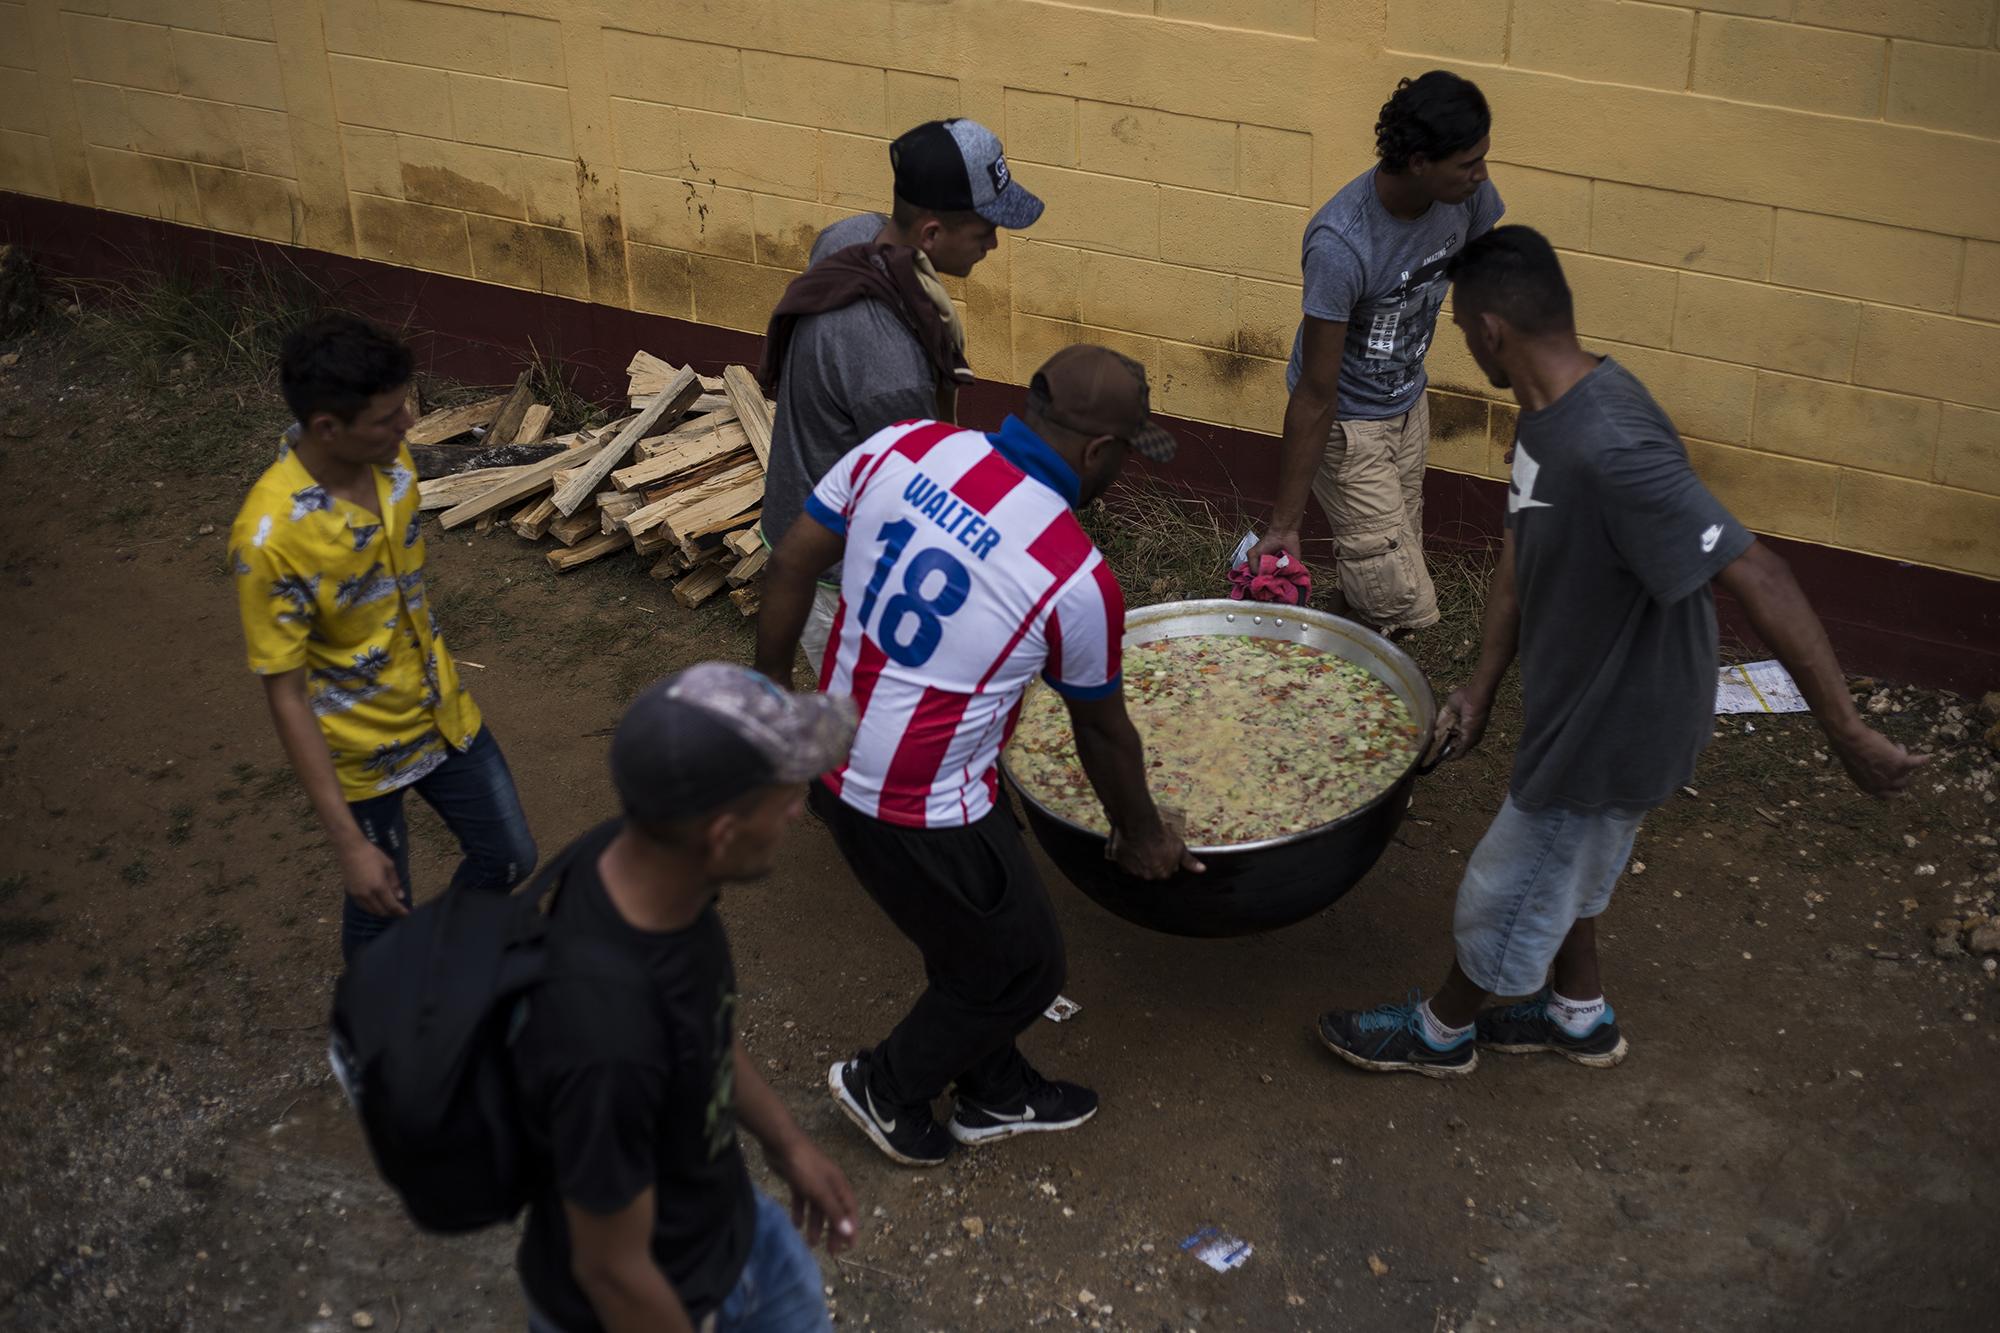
[890,119,1045,229]
[610,663,857,825]
[1029,345,1178,462]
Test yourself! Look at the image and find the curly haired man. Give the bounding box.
[1248,71,1502,635]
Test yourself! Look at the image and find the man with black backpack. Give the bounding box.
[511,664,862,1333]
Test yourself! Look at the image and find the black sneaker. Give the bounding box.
[948,1075,1099,1146]
[828,1055,951,1167]
[1316,995,1477,1078]
[1476,991,1629,1068]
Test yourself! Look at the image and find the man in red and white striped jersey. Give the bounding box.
[756,345,1201,1167]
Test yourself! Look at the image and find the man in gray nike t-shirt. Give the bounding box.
[1250,71,1502,634]
[761,119,1042,678]
[1315,227,1926,1080]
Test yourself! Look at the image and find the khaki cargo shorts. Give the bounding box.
[1308,395,1439,632]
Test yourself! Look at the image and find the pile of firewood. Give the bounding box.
[415,352,774,615]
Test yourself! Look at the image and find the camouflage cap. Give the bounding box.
[611,663,857,823]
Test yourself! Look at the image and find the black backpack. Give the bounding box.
[327,832,653,1233]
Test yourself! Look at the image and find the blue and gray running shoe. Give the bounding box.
[1475,989,1629,1068]
[1316,992,1477,1078]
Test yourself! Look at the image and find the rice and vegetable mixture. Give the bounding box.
[1005,635,1421,845]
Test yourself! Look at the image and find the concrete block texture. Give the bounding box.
[12,0,2000,580]
[1155,0,1316,38]
[1792,0,1998,47]
[1510,0,1698,91]
[351,191,471,275]
[605,32,741,113]
[1079,100,1237,193]
[1591,181,1772,280]
[1961,242,2000,322]
[62,13,178,92]
[1770,212,1963,312]
[1854,306,2000,410]
[1684,438,1841,543]
[1887,42,2000,139]
[192,161,298,240]
[467,213,588,299]
[1490,164,1591,251]
[1673,273,1862,381]
[1385,0,1511,63]
[1937,404,2000,494]
[1,129,62,199]
[1691,14,1886,119]
[1835,469,2000,578]
[1751,372,1941,476]
[1005,89,1078,167]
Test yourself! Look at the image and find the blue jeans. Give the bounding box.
[526,1194,830,1333]
[1453,795,1645,996]
[342,725,536,962]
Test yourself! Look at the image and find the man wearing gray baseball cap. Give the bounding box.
[759,118,1044,682]
[511,664,860,1333]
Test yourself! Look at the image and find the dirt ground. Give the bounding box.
[2,327,1997,1333]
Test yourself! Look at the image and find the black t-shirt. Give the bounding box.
[1504,358,1753,813]
[513,820,756,1331]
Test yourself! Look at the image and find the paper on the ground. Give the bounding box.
[1043,994,1081,1023]
[1181,1226,1253,1272]
[1715,660,1808,714]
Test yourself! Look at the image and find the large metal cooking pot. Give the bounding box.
[1000,599,1440,937]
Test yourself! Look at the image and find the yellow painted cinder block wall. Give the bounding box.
[4,0,1997,578]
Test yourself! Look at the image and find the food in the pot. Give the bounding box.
[1005,634,1421,845]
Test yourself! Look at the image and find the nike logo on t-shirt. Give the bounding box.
[1701,524,1723,553]
[1510,442,1553,514]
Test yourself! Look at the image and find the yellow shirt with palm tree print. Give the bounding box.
[230,434,481,801]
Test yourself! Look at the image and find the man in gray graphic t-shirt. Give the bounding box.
[1314,227,1926,1081]
[761,119,1042,679]
[1250,71,1502,633]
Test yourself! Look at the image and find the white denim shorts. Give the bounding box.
[1453,794,1645,996]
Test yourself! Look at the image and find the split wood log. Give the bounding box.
[648,552,690,580]
[729,585,761,617]
[725,528,763,557]
[622,460,762,538]
[664,480,764,542]
[426,432,589,511]
[482,371,536,453]
[634,390,730,415]
[548,508,600,546]
[726,546,769,586]
[722,365,773,470]
[515,403,553,444]
[645,448,754,497]
[547,529,631,572]
[439,439,613,529]
[633,408,740,460]
[599,490,644,533]
[625,350,677,387]
[684,503,761,542]
[672,563,729,609]
[510,494,558,540]
[418,462,535,510]
[407,393,507,446]
[554,369,697,515]
[613,425,751,490]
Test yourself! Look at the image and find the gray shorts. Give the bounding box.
[1453,795,1644,997]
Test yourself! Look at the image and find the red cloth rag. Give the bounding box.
[1227,554,1311,606]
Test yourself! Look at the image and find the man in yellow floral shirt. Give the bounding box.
[231,315,537,961]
